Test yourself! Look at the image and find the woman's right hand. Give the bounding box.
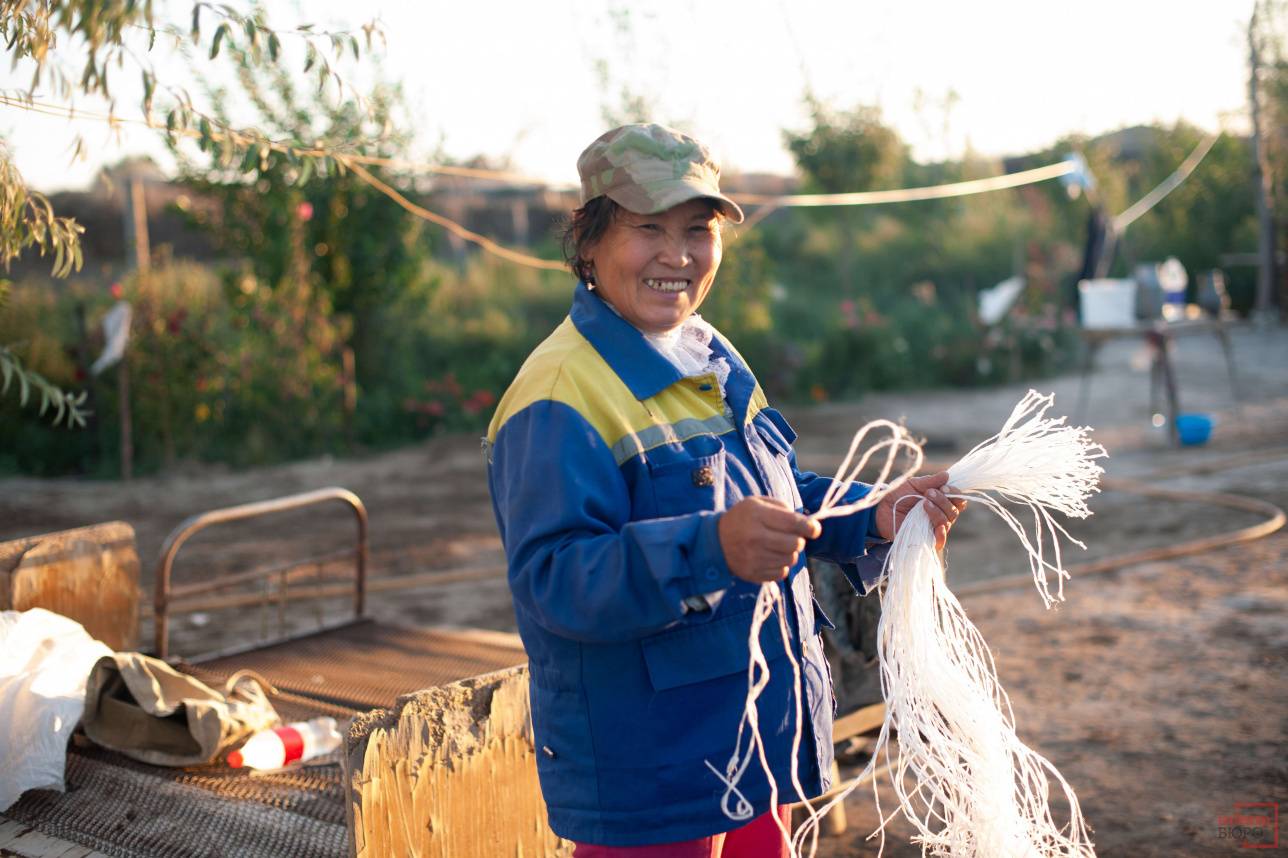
[718,496,822,584]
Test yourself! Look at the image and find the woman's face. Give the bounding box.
[585,199,723,334]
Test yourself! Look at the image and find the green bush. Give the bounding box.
[4,115,1262,478]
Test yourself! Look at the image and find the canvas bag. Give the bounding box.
[82,652,280,767]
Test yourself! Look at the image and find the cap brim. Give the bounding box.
[605,180,745,224]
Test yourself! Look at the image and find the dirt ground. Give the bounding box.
[3,324,1287,855]
[819,519,1288,857]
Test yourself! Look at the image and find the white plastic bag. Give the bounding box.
[0,608,112,811]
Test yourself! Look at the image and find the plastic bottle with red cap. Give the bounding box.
[227,717,341,770]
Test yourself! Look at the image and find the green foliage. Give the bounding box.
[1255,0,1288,309]
[0,36,1274,477]
[0,344,88,427]
[0,280,93,475]
[781,102,913,298]
[765,104,1258,401]
[0,259,350,474]
[0,0,384,427]
[1126,127,1259,294]
[0,150,84,277]
[783,99,908,194]
[173,62,446,447]
[0,142,84,425]
[0,1,383,280]
[382,255,568,442]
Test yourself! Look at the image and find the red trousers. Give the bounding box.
[571,807,792,858]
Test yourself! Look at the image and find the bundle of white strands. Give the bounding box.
[710,390,1106,858]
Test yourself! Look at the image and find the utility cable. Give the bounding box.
[0,94,564,184]
[1,95,1079,206]
[730,160,1076,208]
[0,94,1223,269]
[0,94,570,272]
[339,158,567,272]
[1111,132,1222,232]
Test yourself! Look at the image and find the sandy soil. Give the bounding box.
[2,324,1286,854]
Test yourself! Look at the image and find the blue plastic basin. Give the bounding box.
[1175,413,1213,446]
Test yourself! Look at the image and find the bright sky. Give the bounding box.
[1,0,1260,192]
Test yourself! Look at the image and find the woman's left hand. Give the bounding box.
[874,471,966,550]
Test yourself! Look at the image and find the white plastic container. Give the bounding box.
[1078,279,1137,329]
[227,717,341,770]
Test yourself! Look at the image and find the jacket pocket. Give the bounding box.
[641,604,786,691]
[810,596,837,637]
[647,434,727,515]
[751,409,802,508]
[528,685,600,810]
[757,407,798,455]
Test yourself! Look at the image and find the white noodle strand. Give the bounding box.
[708,421,925,845]
[718,391,1105,858]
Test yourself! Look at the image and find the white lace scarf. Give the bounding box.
[642,314,732,393]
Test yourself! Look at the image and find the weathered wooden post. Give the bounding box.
[343,664,572,857]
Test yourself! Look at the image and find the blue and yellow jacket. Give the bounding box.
[486,282,885,846]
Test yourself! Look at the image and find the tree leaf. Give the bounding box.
[268,33,280,61]
[210,23,227,59]
[142,70,155,112]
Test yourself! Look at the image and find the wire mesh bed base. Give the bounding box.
[4,619,527,858]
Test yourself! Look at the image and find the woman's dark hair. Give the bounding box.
[561,196,620,284]
[561,196,726,284]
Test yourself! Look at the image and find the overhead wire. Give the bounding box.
[338,158,566,271]
[1111,131,1222,231]
[0,94,564,184]
[0,93,571,272]
[730,160,1077,207]
[2,93,1080,204]
[0,94,1225,274]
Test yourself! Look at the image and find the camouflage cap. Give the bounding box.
[576,123,745,224]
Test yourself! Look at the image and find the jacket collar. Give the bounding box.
[569,281,685,401]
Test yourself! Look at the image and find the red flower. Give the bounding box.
[462,390,496,415]
[296,201,314,222]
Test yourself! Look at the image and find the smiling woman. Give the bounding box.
[582,199,725,334]
[484,123,963,857]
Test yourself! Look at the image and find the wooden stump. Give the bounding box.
[343,664,572,857]
[0,521,139,652]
